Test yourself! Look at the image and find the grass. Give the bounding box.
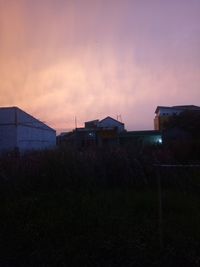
[0,188,159,266]
[0,146,200,266]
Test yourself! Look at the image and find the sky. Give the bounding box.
[0,0,200,132]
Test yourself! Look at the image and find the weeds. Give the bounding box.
[0,145,200,266]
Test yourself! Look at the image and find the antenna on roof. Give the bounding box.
[117,114,122,122]
[75,116,77,129]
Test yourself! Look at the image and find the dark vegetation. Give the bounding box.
[0,143,200,266]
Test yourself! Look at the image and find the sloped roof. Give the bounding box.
[0,106,56,132]
[172,105,200,110]
[155,105,200,114]
[99,116,124,125]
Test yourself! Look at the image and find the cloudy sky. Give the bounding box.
[0,0,199,132]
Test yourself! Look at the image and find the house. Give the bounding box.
[154,105,200,131]
[85,117,125,132]
[75,116,125,147]
[0,106,56,154]
[97,116,125,133]
[58,116,125,148]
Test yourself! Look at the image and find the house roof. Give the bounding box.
[155,105,200,114]
[0,106,18,110]
[172,105,200,110]
[0,106,56,132]
[99,116,124,125]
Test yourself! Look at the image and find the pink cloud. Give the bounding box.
[0,0,199,133]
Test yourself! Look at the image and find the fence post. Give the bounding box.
[156,167,163,249]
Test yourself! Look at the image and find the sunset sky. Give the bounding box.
[0,0,199,132]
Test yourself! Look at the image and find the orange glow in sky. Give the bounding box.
[0,0,200,133]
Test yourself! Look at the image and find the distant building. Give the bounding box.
[154,105,200,131]
[97,116,125,133]
[85,117,125,133]
[58,116,125,148]
[85,120,99,129]
[0,106,56,154]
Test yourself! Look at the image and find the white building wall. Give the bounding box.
[0,125,17,152]
[17,125,56,152]
[16,108,56,152]
[0,107,56,153]
[98,117,124,132]
[158,108,182,116]
[0,107,16,124]
[0,108,17,152]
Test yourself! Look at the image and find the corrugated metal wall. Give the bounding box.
[16,108,56,152]
[0,108,17,152]
[0,107,56,153]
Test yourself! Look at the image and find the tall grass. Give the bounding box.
[0,145,200,266]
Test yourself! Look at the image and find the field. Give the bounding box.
[0,145,200,266]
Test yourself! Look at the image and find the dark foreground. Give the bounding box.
[0,146,200,266]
